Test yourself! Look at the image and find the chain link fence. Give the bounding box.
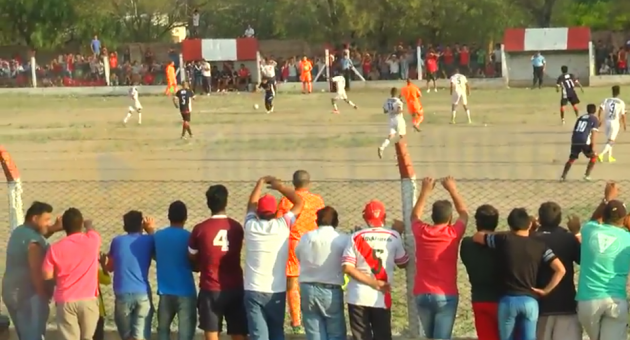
[0,178,616,336]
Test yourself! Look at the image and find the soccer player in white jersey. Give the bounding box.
[449,68,471,124]
[342,199,409,340]
[331,75,358,114]
[597,85,626,162]
[378,87,405,159]
[260,57,277,92]
[123,86,142,125]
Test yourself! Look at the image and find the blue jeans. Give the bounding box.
[157,295,196,340]
[244,290,286,340]
[300,283,346,340]
[415,294,458,340]
[2,292,49,340]
[114,293,154,340]
[498,295,539,340]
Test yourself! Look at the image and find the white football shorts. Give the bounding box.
[606,122,620,141]
[388,117,406,136]
[452,92,467,106]
[333,91,348,101]
[129,102,143,112]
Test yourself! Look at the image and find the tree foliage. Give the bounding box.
[0,0,626,51]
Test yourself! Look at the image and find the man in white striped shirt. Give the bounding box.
[342,200,409,340]
[295,206,349,340]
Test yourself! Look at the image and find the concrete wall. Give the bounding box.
[505,51,589,87]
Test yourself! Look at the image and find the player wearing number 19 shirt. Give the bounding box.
[560,104,599,181]
[173,81,195,139]
[188,185,248,339]
[342,200,409,340]
[556,65,584,125]
[597,85,626,163]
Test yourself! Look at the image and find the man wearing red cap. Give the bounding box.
[342,199,409,340]
[243,176,304,340]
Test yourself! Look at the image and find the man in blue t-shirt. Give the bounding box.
[107,211,155,340]
[153,201,196,340]
[576,182,630,340]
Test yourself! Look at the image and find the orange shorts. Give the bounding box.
[286,239,300,277]
[408,103,423,115]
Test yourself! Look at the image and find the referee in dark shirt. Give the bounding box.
[533,202,581,340]
[472,208,566,340]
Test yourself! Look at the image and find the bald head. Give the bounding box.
[292,170,310,189]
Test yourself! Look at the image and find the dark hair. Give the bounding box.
[612,85,620,97]
[475,204,499,231]
[206,185,228,214]
[316,206,339,227]
[123,210,143,233]
[168,201,187,224]
[292,170,310,189]
[390,87,398,97]
[62,208,83,234]
[507,208,531,231]
[587,104,597,114]
[431,200,453,224]
[25,201,53,220]
[538,202,562,227]
[561,65,568,73]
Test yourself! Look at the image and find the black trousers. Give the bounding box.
[343,68,352,90]
[202,76,211,94]
[533,66,544,87]
[347,304,392,340]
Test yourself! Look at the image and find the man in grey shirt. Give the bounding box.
[2,201,63,340]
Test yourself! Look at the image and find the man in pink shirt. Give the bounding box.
[410,176,469,340]
[42,208,101,340]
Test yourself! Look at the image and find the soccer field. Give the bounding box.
[0,86,626,336]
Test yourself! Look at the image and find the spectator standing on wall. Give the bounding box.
[294,206,348,340]
[244,25,255,38]
[243,176,304,340]
[411,177,468,340]
[154,201,197,340]
[576,182,630,340]
[106,212,156,340]
[188,185,248,340]
[492,44,502,77]
[533,202,581,340]
[2,201,62,340]
[276,170,325,333]
[191,9,200,38]
[342,199,408,340]
[531,52,546,89]
[42,208,101,340]
[341,51,353,90]
[460,205,501,340]
[91,35,101,58]
[472,208,566,340]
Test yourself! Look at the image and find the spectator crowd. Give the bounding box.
[3,169,630,340]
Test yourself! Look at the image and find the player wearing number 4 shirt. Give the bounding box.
[560,104,599,182]
[342,200,409,340]
[597,85,627,163]
[556,65,584,125]
[188,184,248,339]
[173,81,195,140]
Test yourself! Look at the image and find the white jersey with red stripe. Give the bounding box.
[342,227,409,309]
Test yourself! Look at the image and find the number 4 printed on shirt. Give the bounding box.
[213,229,229,251]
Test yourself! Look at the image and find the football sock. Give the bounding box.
[124,112,131,123]
[466,110,471,120]
[601,144,611,156]
[380,139,390,149]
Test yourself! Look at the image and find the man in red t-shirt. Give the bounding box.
[459,45,470,76]
[189,184,248,340]
[425,49,439,93]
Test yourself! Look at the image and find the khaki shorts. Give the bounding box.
[536,314,582,340]
[578,298,628,340]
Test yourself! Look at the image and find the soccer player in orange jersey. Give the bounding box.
[401,79,424,132]
[277,170,325,333]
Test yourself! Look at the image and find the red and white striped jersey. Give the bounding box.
[342,227,408,308]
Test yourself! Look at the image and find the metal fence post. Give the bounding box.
[395,140,420,337]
